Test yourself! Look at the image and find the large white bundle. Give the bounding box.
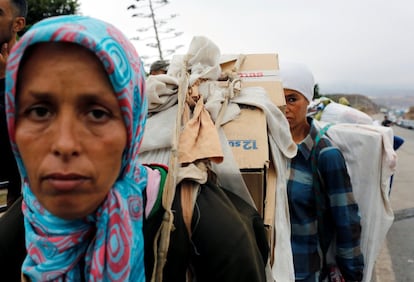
[320,102,373,125]
[140,86,297,282]
[141,36,298,281]
[314,120,396,282]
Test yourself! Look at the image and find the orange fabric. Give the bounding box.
[180,180,199,236]
[178,95,223,164]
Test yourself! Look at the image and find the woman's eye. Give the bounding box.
[26,106,51,120]
[88,108,111,121]
[286,97,297,103]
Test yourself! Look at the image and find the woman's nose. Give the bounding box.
[51,114,81,158]
[284,105,291,114]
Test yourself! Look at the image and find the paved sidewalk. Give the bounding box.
[372,124,414,282]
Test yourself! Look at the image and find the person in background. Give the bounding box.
[381,115,393,127]
[280,61,364,282]
[149,59,169,75]
[0,0,27,208]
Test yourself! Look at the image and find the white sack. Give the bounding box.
[140,105,177,153]
[321,102,373,125]
[168,36,221,86]
[314,120,396,282]
[146,74,179,113]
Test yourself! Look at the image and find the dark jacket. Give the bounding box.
[0,183,268,282]
[0,77,21,207]
[144,181,268,282]
[0,196,25,282]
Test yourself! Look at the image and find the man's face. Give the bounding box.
[0,0,16,45]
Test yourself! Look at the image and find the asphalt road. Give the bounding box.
[373,124,414,282]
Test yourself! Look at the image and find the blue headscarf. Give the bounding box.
[5,15,148,281]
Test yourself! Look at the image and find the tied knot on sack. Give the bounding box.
[178,79,224,165]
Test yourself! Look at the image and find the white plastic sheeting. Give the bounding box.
[314,120,396,282]
[321,102,374,125]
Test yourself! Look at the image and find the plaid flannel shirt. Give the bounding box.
[287,118,364,281]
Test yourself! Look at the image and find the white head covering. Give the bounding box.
[279,61,315,102]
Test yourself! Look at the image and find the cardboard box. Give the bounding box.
[222,106,269,216]
[220,54,281,242]
[220,53,286,109]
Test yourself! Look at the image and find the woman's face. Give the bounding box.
[284,88,309,130]
[15,43,127,220]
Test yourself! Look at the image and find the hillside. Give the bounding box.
[322,94,380,115]
[370,95,414,110]
[322,93,414,112]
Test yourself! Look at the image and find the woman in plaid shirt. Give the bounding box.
[280,61,364,282]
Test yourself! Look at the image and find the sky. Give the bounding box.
[78,0,414,97]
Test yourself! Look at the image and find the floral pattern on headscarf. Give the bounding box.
[5,15,148,281]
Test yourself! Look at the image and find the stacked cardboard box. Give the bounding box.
[220,54,285,256]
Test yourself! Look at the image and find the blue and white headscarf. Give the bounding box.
[5,15,148,281]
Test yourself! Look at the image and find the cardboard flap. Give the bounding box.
[219,53,286,107]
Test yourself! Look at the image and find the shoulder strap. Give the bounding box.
[310,124,332,266]
[311,124,331,221]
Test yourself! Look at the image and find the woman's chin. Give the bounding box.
[43,199,95,220]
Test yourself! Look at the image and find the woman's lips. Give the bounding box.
[43,173,89,192]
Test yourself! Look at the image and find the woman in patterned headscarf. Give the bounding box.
[5,15,147,281]
[1,14,271,282]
